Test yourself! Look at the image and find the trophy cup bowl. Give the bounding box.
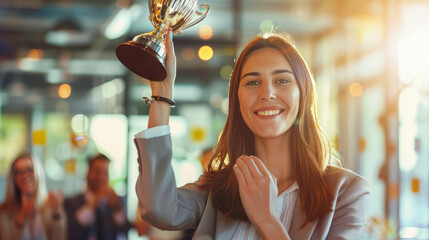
[116,0,210,81]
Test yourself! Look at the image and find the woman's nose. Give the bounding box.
[258,82,276,100]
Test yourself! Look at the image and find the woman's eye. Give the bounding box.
[276,79,290,84]
[245,80,260,86]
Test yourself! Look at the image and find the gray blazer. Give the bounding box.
[134,135,370,240]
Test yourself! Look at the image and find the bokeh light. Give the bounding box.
[198,46,213,61]
[221,98,229,115]
[47,69,63,84]
[181,48,195,60]
[64,159,77,175]
[27,49,43,61]
[32,129,46,145]
[220,65,233,80]
[71,114,90,134]
[58,83,71,99]
[260,20,274,33]
[44,158,65,181]
[190,126,207,143]
[199,25,213,40]
[102,81,116,98]
[349,82,363,97]
[209,93,224,109]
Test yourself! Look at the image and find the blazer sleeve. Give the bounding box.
[326,173,370,240]
[134,135,208,230]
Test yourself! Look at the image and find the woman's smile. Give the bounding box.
[254,106,285,117]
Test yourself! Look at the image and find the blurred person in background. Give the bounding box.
[134,31,370,239]
[0,152,67,240]
[64,153,130,240]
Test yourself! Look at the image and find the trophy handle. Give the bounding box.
[181,4,210,31]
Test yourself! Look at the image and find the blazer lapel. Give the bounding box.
[193,195,240,240]
[288,196,318,239]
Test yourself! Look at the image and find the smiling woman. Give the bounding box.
[0,152,67,240]
[133,31,371,240]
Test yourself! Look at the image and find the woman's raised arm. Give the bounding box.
[148,30,176,129]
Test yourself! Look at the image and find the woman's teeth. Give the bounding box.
[256,110,280,116]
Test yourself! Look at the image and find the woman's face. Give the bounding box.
[238,47,300,139]
[13,157,37,195]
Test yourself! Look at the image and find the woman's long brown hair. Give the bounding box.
[199,33,335,224]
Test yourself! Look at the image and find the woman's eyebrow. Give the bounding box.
[272,69,294,75]
[241,72,259,79]
[241,69,294,79]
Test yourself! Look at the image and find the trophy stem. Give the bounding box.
[152,23,169,42]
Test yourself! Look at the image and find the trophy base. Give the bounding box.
[115,41,167,81]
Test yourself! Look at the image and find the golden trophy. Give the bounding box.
[116,0,210,81]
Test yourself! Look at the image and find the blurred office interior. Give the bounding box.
[0,0,428,239]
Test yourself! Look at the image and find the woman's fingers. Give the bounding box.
[235,155,266,185]
[242,156,263,179]
[234,155,279,226]
[251,156,276,180]
[163,30,176,84]
[235,156,254,184]
[165,30,176,60]
[233,164,247,185]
